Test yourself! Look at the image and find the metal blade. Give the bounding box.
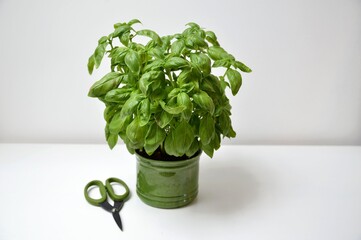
[100,201,113,213]
[114,201,124,211]
[112,211,123,231]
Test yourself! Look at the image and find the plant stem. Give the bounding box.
[166,70,175,87]
[223,68,229,78]
[160,142,165,155]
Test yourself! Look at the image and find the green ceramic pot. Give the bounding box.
[135,151,201,209]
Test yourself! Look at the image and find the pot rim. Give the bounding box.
[135,149,202,164]
[135,149,203,162]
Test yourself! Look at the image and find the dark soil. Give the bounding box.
[136,148,200,161]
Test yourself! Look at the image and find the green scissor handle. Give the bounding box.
[105,177,130,202]
[84,180,107,206]
[84,178,130,206]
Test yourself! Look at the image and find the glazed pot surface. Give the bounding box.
[136,151,201,209]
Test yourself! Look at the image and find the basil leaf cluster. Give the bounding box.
[87,20,251,158]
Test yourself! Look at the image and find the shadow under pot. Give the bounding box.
[135,151,201,209]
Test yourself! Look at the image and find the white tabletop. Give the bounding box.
[0,144,360,240]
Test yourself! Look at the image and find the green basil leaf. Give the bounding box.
[219,110,236,138]
[159,99,186,115]
[120,32,130,46]
[205,31,219,46]
[139,71,165,95]
[185,34,208,49]
[88,72,122,97]
[126,117,148,146]
[104,87,133,103]
[228,126,236,138]
[189,115,200,137]
[160,35,172,51]
[218,113,236,138]
[104,105,118,123]
[198,29,206,38]
[113,24,131,38]
[219,76,230,91]
[207,46,232,61]
[105,124,118,149]
[179,82,196,93]
[177,69,202,93]
[174,33,182,39]
[177,92,193,121]
[177,69,192,84]
[125,143,135,154]
[186,139,199,157]
[143,59,164,72]
[177,68,201,88]
[87,55,95,74]
[98,36,108,44]
[150,101,160,113]
[145,40,157,50]
[213,59,232,68]
[150,87,167,101]
[164,57,189,70]
[150,72,165,92]
[218,112,233,137]
[164,130,177,156]
[109,113,131,135]
[156,110,173,128]
[182,27,193,36]
[138,99,151,126]
[201,142,214,158]
[139,72,153,95]
[137,29,163,45]
[167,121,194,156]
[185,22,201,29]
[110,47,128,64]
[190,53,211,75]
[192,90,215,115]
[219,112,230,134]
[171,40,185,55]
[234,60,252,73]
[199,113,215,145]
[122,74,137,86]
[226,68,242,95]
[144,122,166,155]
[148,47,164,59]
[128,19,142,26]
[210,76,225,98]
[125,50,141,73]
[200,76,216,93]
[114,22,125,29]
[168,88,182,99]
[94,43,107,68]
[120,91,144,116]
[211,132,221,150]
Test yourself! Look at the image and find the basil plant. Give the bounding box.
[87,19,251,158]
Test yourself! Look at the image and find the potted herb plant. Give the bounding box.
[87,19,251,208]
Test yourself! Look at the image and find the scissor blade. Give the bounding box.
[112,211,123,231]
[114,201,124,211]
[100,201,113,213]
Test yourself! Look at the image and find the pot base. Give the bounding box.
[137,188,198,209]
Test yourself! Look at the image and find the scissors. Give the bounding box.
[84,177,130,231]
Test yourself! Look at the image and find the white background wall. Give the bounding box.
[0,0,360,145]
